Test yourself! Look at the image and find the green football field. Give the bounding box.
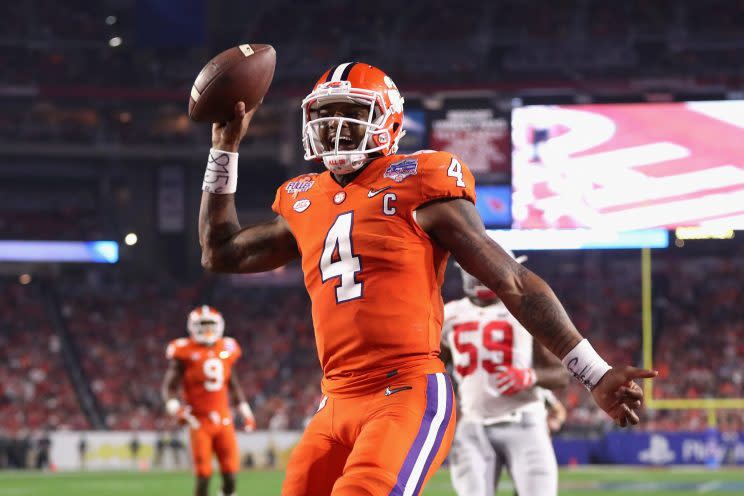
[2,467,744,495]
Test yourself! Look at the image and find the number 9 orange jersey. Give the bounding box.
[165,337,242,417]
[272,150,476,396]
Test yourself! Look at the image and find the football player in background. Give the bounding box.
[198,62,656,496]
[442,258,567,496]
[162,305,256,496]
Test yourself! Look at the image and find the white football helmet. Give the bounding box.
[187,305,224,346]
[459,250,528,301]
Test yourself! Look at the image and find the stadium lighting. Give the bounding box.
[19,274,32,285]
[109,36,123,48]
[675,227,735,240]
[105,15,117,25]
[124,233,138,246]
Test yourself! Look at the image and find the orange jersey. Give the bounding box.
[272,151,476,395]
[165,337,242,416]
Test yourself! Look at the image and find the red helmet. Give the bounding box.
[301,62,405,174]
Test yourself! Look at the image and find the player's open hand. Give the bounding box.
[492,366,537,396]
[591,366,658,427]
[212,101,261,153]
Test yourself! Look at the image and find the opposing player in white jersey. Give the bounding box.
[442,254,569,496]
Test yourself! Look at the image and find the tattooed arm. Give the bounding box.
[199,101,300,273]
[416,198,657,426]
[199,194,299,273]
[416,198,581,358]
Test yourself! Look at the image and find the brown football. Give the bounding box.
[188,44,276,123]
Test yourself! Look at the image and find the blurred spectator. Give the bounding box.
[0,279,88,432]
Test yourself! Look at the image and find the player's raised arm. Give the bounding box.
[416,198,657,426]
[199,101,300,273]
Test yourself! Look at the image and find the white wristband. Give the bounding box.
[165,398,181,416]
[561,339,611,391]
[239,401,254,418]
[202,148,238,194]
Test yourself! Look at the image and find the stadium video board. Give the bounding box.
[430,107,511,181]
[511,101,744,230]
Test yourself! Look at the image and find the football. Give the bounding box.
[188,43,276,123]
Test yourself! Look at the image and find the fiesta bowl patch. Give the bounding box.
[286,178,315,198]
[384,159,418,183]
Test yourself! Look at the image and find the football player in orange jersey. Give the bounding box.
[197,62,657,496]
[162,305,256,496]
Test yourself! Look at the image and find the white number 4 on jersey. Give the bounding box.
[320,212,363,303]
[447,158,465,187]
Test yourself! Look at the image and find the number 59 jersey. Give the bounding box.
[165,337,242,417]
[442,297,541,422]
[272,151,476,396]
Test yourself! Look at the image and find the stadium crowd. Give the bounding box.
[58,270,202,430]
[3,0,743,89]
[55,269,322,432]
[1,248,741,436]
[0,278,89,434]
[1,0,743,453]
[3,0,743,152]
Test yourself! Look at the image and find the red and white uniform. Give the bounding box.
[442,298,557,496]
[442,298,543,422]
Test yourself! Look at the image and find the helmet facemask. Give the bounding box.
[302,81,405,174]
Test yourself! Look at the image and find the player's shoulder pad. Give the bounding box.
[222,336,241,356]
[396,150,476,206]
[272,172,321,216]
[415,150,472,178]
[166,337,190,360]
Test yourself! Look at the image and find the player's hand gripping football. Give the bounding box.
[492,366,537,395]
[212,100,261,153]
[591,366,658,427]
